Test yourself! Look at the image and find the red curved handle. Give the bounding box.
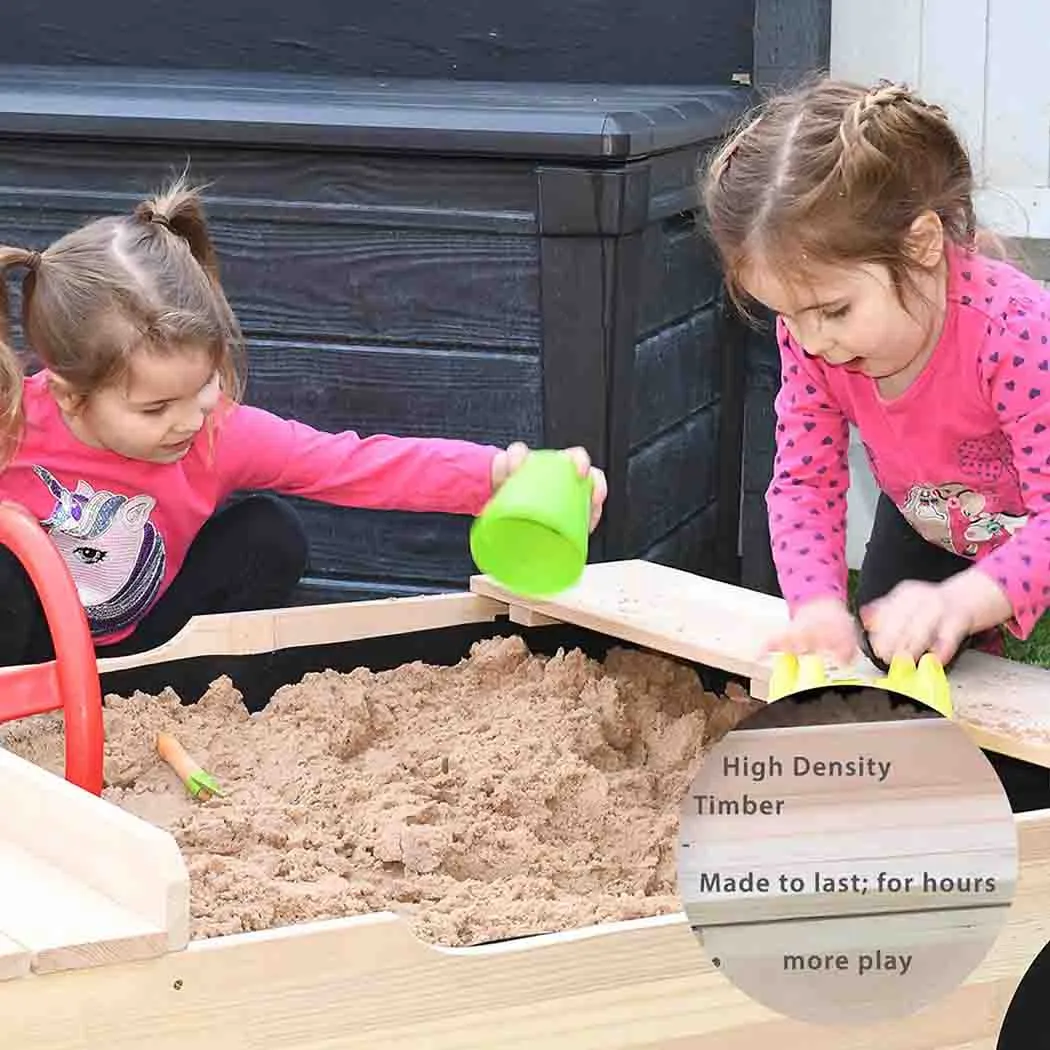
[0,505,103,794]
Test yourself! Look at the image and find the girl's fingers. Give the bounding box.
[507,442,530,472]
[830,629,859,666]
[562,445,591,477]
[931,614,968,666]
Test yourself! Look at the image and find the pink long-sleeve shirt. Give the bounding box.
[0,371,499,645]
[768,246,1050,638]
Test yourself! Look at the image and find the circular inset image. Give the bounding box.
[676,684,1019,1026]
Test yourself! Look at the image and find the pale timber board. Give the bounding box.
[470,561,1050,768]
[0,841,168,975]
[0,934,30,981]
[471,560,789,682]
[703,902,1011,1027]
[0,745,189,969]
[0,811,1045,1049]
[94,592,507,673]
[680,721,1017,926]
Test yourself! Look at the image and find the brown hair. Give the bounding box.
[0,172,245,464]
[701,76,992,319]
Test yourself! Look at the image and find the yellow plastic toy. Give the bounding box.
[766,650,954,719]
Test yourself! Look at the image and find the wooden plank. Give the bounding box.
[754,0,831,91]
[0,5,755,94]
[702,903,1011,1027]
[624,408,720,552]
[537,232,613,559]
[629,308,720,451]
[637,219,721,338]
[0,934,30,981]
[287,502,477,589]
[679,720,1017,927]
[96,592,508,674]
[244,340,542,448]
[215,218,541,349]
[0,746,188,972]
[472,559,789,683]
[639,502,719,575]
[0,204,543,351]
[0,811,1045,1047]
[0,843,168,975]
[507,605,561,627]
[0,143,539,228]
[931,650,1050,767]
[470,560,1050,767]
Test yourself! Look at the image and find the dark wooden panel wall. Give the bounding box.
[0,82,749,602]
[0,0,755,85]
[0,140,546,598]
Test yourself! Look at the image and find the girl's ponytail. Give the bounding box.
[134,172,221,282]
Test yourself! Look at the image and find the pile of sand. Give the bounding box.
[1,636,760,946]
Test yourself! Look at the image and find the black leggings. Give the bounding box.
[0,494,309,667]
[853,493,1048,813]
[852,492,975,673]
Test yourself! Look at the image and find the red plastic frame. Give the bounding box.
[0,505,103,794]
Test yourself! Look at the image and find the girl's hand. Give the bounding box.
[861,571,1011,665]
[762,595,860,666]
[491,442,608,532]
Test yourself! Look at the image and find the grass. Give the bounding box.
[846,570,1050,669]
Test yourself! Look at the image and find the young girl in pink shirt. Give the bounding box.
[702,77,1050,671]
[0,177,606,667]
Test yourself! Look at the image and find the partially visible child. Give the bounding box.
[0,177,606,666]
[701,76,1050,671]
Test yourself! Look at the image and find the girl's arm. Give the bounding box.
[767,318,853,614]
[212,403,500,517]
[969,291,1050,638]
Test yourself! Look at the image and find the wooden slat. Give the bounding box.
[471,559,790,682]
[96,592,508,674]
[0,843,168,975]
[0,204,543,351]
[702,903,1011,1027]
[0,811,1045,1047]
[637,219,721,337]
[0,934,30,982]
[0,141,538,229]
[287,501,478,588]
[471,560,1050,768]
[244,339,542,448]
[679,720,1017,926]
[629,309,720,451]
[624,409,720,552]
[0,746,188,973]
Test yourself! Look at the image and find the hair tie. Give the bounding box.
[150,213,172,231]
[24,251,41,273]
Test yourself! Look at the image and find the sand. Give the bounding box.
[0,635,762,947]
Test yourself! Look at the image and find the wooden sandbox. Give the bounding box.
[1,559,1048,1048]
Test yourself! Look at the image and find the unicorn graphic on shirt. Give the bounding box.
[32,466,166,636]
[901,481,1027,557]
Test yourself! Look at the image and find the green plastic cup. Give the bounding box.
[470,449,593,597]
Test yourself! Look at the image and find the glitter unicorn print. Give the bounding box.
[32,466,166,635]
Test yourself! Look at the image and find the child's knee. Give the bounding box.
[243,496,309,581]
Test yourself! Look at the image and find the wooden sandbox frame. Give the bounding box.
[1,559,1048,1048]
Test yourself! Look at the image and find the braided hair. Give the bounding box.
[701,76,983,318]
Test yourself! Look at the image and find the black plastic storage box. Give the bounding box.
[0,68,752,603]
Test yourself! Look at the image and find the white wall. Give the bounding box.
[830,0,1050,566]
